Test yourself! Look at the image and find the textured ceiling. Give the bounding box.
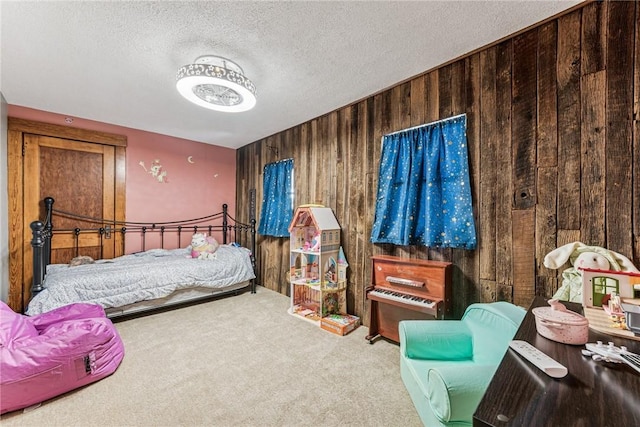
[1,1,582,149]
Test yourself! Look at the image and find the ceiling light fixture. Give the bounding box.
[176,55,256,113]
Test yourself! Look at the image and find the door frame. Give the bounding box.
[7,117,126,312]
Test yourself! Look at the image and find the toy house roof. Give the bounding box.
[580,268,640,278]
[338,247,348,266]
[289,206,341,232]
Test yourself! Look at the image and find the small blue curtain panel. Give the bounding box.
[370,114,476,249]
[258,159,294,237]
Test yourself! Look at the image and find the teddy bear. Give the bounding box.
[190,233,219,260]
[543,241,639,303]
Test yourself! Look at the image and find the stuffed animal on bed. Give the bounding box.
[190,233,219,260]
[543,241,639,303]
[69,255,95,267]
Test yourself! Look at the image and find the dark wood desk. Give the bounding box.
[474,297,640,427]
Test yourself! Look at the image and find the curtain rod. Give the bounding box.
[267,157,293,165]
[384,113,466,137]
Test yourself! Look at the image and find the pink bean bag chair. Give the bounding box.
[0,301,124,414]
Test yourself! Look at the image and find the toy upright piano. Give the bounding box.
[365,255,452,343]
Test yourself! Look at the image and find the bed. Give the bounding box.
[27,196,256,319]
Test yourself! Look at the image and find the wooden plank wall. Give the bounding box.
[236,1,640,320]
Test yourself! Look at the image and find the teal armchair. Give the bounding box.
[399,302,526,427]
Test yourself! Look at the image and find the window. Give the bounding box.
[258,159,294,237]
[370,114,476,249]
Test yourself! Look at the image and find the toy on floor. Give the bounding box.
[543,241,639,304]
[0,301,124,414]
[190,232,219,260]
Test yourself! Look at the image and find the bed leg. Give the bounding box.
[30,221,46,296]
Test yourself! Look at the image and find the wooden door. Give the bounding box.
[8,118,126,312]
[24,135,119,265]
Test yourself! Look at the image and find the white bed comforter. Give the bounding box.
[26,245,255,316]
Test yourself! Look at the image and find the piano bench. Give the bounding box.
[399,302,525,426]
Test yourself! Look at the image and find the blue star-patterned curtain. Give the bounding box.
[370,114,476,249]
[258,159,294,237]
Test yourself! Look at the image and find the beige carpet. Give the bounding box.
[1,287,422,427]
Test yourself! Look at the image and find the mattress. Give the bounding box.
[26,245,255,316]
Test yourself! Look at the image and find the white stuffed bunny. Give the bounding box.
[544,242,639,303]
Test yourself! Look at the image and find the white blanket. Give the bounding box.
[26,245,255,316]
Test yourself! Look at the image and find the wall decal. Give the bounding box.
[139,159,169,183]
[187,156,195,164]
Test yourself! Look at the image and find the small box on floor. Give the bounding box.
[321,314,360,336]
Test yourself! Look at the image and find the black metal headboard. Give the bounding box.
[30,196,256,297]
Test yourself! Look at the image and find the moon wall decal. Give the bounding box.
[187,156,194,164]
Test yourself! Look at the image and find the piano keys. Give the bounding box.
[366,255,452,343]
[368,287,437,310]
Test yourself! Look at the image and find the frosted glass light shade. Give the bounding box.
[176,55,256,113]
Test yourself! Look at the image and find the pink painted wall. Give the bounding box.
[9,106,237,252]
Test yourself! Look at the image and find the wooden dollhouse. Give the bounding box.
[581,267,640,308]
[288,205,349,325]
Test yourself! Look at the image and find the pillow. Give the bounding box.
[401,321,473,360]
